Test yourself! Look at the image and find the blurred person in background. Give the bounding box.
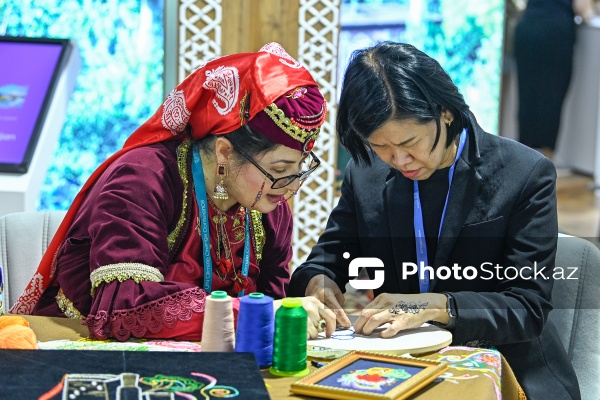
[513,0,598,158]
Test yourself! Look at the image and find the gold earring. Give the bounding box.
[446,119,453,127]
[213,163,229,200]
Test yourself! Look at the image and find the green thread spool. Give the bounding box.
[270,297,309,377]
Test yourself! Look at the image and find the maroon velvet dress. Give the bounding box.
[32,138,292,341]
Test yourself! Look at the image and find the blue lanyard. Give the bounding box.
[191,143,251,297]
[413,129,467,293]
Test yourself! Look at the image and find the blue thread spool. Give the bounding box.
[235,292,275,368]
[270,297,309,377]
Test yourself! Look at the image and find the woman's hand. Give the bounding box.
[354,293,449,338]
[273,296,337,339]
[305,274,352,328]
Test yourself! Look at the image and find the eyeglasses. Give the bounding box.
[237,149,321,189]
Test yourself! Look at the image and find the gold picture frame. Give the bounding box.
[291,351,448,400]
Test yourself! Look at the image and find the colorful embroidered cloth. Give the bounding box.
[0,350,268,400]
[414,346,524,400]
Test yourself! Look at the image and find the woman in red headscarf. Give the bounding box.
[10,43,336,341]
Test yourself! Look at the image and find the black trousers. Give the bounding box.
[513,14,576,150]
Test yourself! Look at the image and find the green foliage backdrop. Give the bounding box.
[1,0,164,210]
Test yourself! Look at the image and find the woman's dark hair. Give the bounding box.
[197,124,278,168]
[337,41,470,165]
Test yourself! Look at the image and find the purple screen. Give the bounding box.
[0,41,63,164]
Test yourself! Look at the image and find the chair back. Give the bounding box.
[0,211,66,311]
[550,234,600,400]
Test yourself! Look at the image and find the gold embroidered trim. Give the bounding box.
[263,103,320,143]
[167,139,191,251]
[90,263,164,294]
[56,288,85,319]
[239,91,250,125]
[250,210,266,263]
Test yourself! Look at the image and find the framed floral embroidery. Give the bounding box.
[291,351,447,400]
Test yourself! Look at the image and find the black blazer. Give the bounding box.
[290,114,580,400]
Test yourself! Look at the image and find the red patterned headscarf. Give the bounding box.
[10,43,326,314]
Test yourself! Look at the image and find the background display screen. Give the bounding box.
[0,36,71,173]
